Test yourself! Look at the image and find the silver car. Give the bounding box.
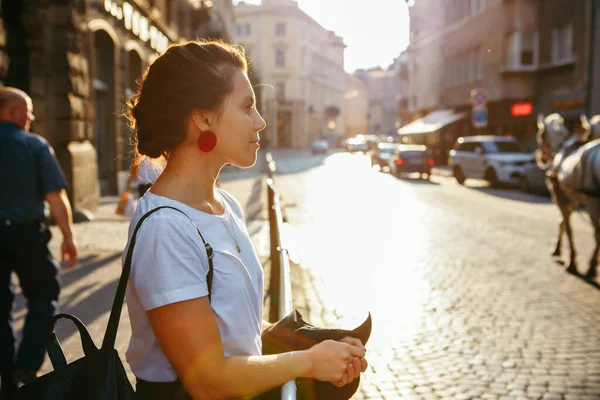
[448,136,532,186]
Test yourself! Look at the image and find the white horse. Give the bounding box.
[536,113,600,280]
[582,114,600,141]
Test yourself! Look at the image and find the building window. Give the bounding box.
[553,23,573,63]
[275,22,286,36]
[276,82,285,102]
[447,53,474,87]
[236,24,243,37]
[245,23,252,36]
[275,49,286,67]
[506,32,538,69]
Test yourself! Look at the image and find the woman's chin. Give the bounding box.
[231,155,258,169]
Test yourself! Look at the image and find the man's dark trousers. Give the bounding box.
[0,223,60,385]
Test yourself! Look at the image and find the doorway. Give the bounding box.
[93,30,116,195]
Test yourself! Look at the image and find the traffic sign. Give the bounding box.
[470,88,489,106]
[472,105,488,128]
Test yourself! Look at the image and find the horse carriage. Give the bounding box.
[536,113,600,280]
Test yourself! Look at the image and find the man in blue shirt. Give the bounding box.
[0,87,78,397]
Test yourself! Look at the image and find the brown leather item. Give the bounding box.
[257,309,372,400]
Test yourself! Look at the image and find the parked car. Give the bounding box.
[388,145,434,179]
[346,138,369,153]
[311,139,329,154]
[448,136,532,186]
[519,160,550,195]
[371,142,398,169]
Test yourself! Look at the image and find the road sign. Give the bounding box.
[470,88,489,106]
[472,105,488,128]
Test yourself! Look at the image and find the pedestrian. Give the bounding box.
[0,87,77,399]
[124,40,368,400]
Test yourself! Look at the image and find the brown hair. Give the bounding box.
[126,40,247,167]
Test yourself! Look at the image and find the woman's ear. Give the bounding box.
[191,109,212,132]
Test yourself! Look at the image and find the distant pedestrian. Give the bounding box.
[124,40,368,400]
[0,87,77,398]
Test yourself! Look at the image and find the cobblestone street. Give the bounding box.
[273,150,600,400]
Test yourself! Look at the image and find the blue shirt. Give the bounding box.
[0,121,67,221]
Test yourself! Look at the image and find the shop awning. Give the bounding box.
[397,109,466,135]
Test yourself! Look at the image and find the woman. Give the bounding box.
[124,40,368,400]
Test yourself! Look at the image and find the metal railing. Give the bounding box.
[265,152,296,400]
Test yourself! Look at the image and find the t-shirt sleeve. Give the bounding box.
[129,211,210,311]
[37,140,68,194]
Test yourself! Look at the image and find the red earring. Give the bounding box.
[197,130,217,152]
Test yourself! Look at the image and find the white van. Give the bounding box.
[448,136,533,186]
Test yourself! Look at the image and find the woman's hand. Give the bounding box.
[332,336,368,387]
[305,339,366,383]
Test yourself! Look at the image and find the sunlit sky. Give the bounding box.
[232,0,410,72]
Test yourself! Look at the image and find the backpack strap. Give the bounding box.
[102,206,214,351]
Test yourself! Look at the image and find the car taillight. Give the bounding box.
[428,159,434,166]
[395,158,403,165]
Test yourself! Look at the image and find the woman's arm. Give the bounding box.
[147,296,366,400]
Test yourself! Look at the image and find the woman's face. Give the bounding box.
[212,68,266,168]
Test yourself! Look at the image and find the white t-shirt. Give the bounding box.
[124,189,264,382]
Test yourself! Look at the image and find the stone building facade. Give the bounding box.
[405,0,600,161]
[0,0,231,214]
[355,67,406,137]
[536,0,596,133]
[233,0,346,149]
[407,0,540,154]
[344,73,369,138]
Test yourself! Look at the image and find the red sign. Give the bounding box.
[511,102,533,117]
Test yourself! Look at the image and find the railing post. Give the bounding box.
[264,152,297,399]
[267,181,281,322]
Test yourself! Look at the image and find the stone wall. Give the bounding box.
[30,0,98,212]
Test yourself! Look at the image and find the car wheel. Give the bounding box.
[422,173,430,180]
[519,175,530,193]
[485,168,499,187]
[454,165,465,184]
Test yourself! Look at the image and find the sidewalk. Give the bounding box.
[10,158,271,383]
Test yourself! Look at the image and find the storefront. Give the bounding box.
[451,99,538,150]
[397,109,467,165]
[400,98,538,165]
